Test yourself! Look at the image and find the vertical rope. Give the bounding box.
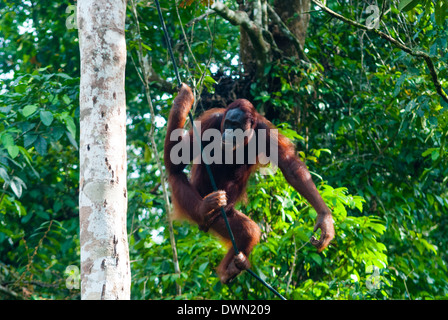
[154,0,182,88]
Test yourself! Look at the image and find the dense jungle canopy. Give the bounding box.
[0,0,447,300]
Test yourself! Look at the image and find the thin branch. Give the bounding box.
[286,237,309,293]
[185,9,215,27]
[311,0,448,103]
[285,236,297,293]
[0,284,23,300]
[16,220,53,287]
[146,65,177,94]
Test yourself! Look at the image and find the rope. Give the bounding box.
[154,0,286,301]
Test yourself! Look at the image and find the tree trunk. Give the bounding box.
[238,0,268,77]
[78,0,130,300]
[237,0,311,78]
[210,0,311,115]
[272,0,310,57]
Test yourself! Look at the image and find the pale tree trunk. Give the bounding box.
[78,0,130,300]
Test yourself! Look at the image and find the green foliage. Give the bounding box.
[0,69,80,299]
[239,167,389,300]
[1,0,447,300]
[398,0,448,26]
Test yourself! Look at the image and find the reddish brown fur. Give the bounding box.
[164,84,335,284]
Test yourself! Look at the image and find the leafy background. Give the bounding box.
[0,0,447,299]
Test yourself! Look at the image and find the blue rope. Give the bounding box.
[154,0,286,300]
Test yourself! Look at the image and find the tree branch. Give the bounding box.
[147,63,177,94]
[0,284,23,300]
[266,4,309,62]
[311,0,448,103]
[212,1,270,71]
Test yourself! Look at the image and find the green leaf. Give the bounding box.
[309,208,317,219]
[398,0,421,12]
[1,134,14,147]
[393,73,406,97]
[14,84,27,93]
[428,116,438,127]
[34,135,48,156]
[435,0,448,26]
[7,145,19,159]
[0,167,9,182]
[198,262,209,273]
[420,239,437,255]
[35,210,50,220]
[141,42,152,52]
[10,176,26,198]
[204,76,217,85]
[62,94,71,105]
[49,126,65,142]
[295,228,310,242]
[24,133,39,149]
[310,253,322,265]
[66,131,79,150]
[21,211,34,224]
[435,5,443,26]
[64,116,77,138]
[22,104,38,117]
[56,73,73,80]
[422,148,437,157]
[40,110,54,126]
[431,150,440,161]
